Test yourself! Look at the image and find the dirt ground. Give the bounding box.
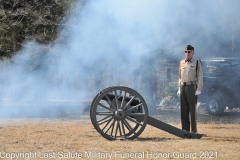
[0,108,240,160]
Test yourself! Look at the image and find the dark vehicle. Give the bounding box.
[199,57,240,116]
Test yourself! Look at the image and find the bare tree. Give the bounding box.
[0,0,77,57]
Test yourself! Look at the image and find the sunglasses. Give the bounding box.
[185,51,192,53]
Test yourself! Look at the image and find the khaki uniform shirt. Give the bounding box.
[178,58,203,91]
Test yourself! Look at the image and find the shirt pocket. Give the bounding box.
[189,66,195,71]
[189,65,196,80]
[180,67,186,78]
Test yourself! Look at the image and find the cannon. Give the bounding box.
[90,86,203,140]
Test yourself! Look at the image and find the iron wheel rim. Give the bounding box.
[91,86,148,140]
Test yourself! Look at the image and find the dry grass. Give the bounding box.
[0,119,240,160]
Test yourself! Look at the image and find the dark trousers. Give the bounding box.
[180,84,197,132]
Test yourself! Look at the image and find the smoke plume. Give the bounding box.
[0,0,239,117]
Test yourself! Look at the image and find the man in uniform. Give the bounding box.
[178,45,203,133]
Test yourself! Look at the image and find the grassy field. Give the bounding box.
[0,118,239,160]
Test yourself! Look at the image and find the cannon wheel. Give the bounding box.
[90,86,148,140]
[90,87,141,135]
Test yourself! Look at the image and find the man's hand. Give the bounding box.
[177,90,180,96]
[195,91,201,95]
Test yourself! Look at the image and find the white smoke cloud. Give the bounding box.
[0,0,239,117]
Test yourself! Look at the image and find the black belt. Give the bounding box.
[180,82,196,85]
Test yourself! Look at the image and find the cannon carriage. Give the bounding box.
[90,86,203,140]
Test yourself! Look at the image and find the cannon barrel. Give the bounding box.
[101,93,141,106]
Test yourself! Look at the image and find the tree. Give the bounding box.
[0,0,76,57]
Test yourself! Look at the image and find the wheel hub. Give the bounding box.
[115,109,126,120]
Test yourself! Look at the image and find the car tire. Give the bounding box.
[206,95,225,116]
